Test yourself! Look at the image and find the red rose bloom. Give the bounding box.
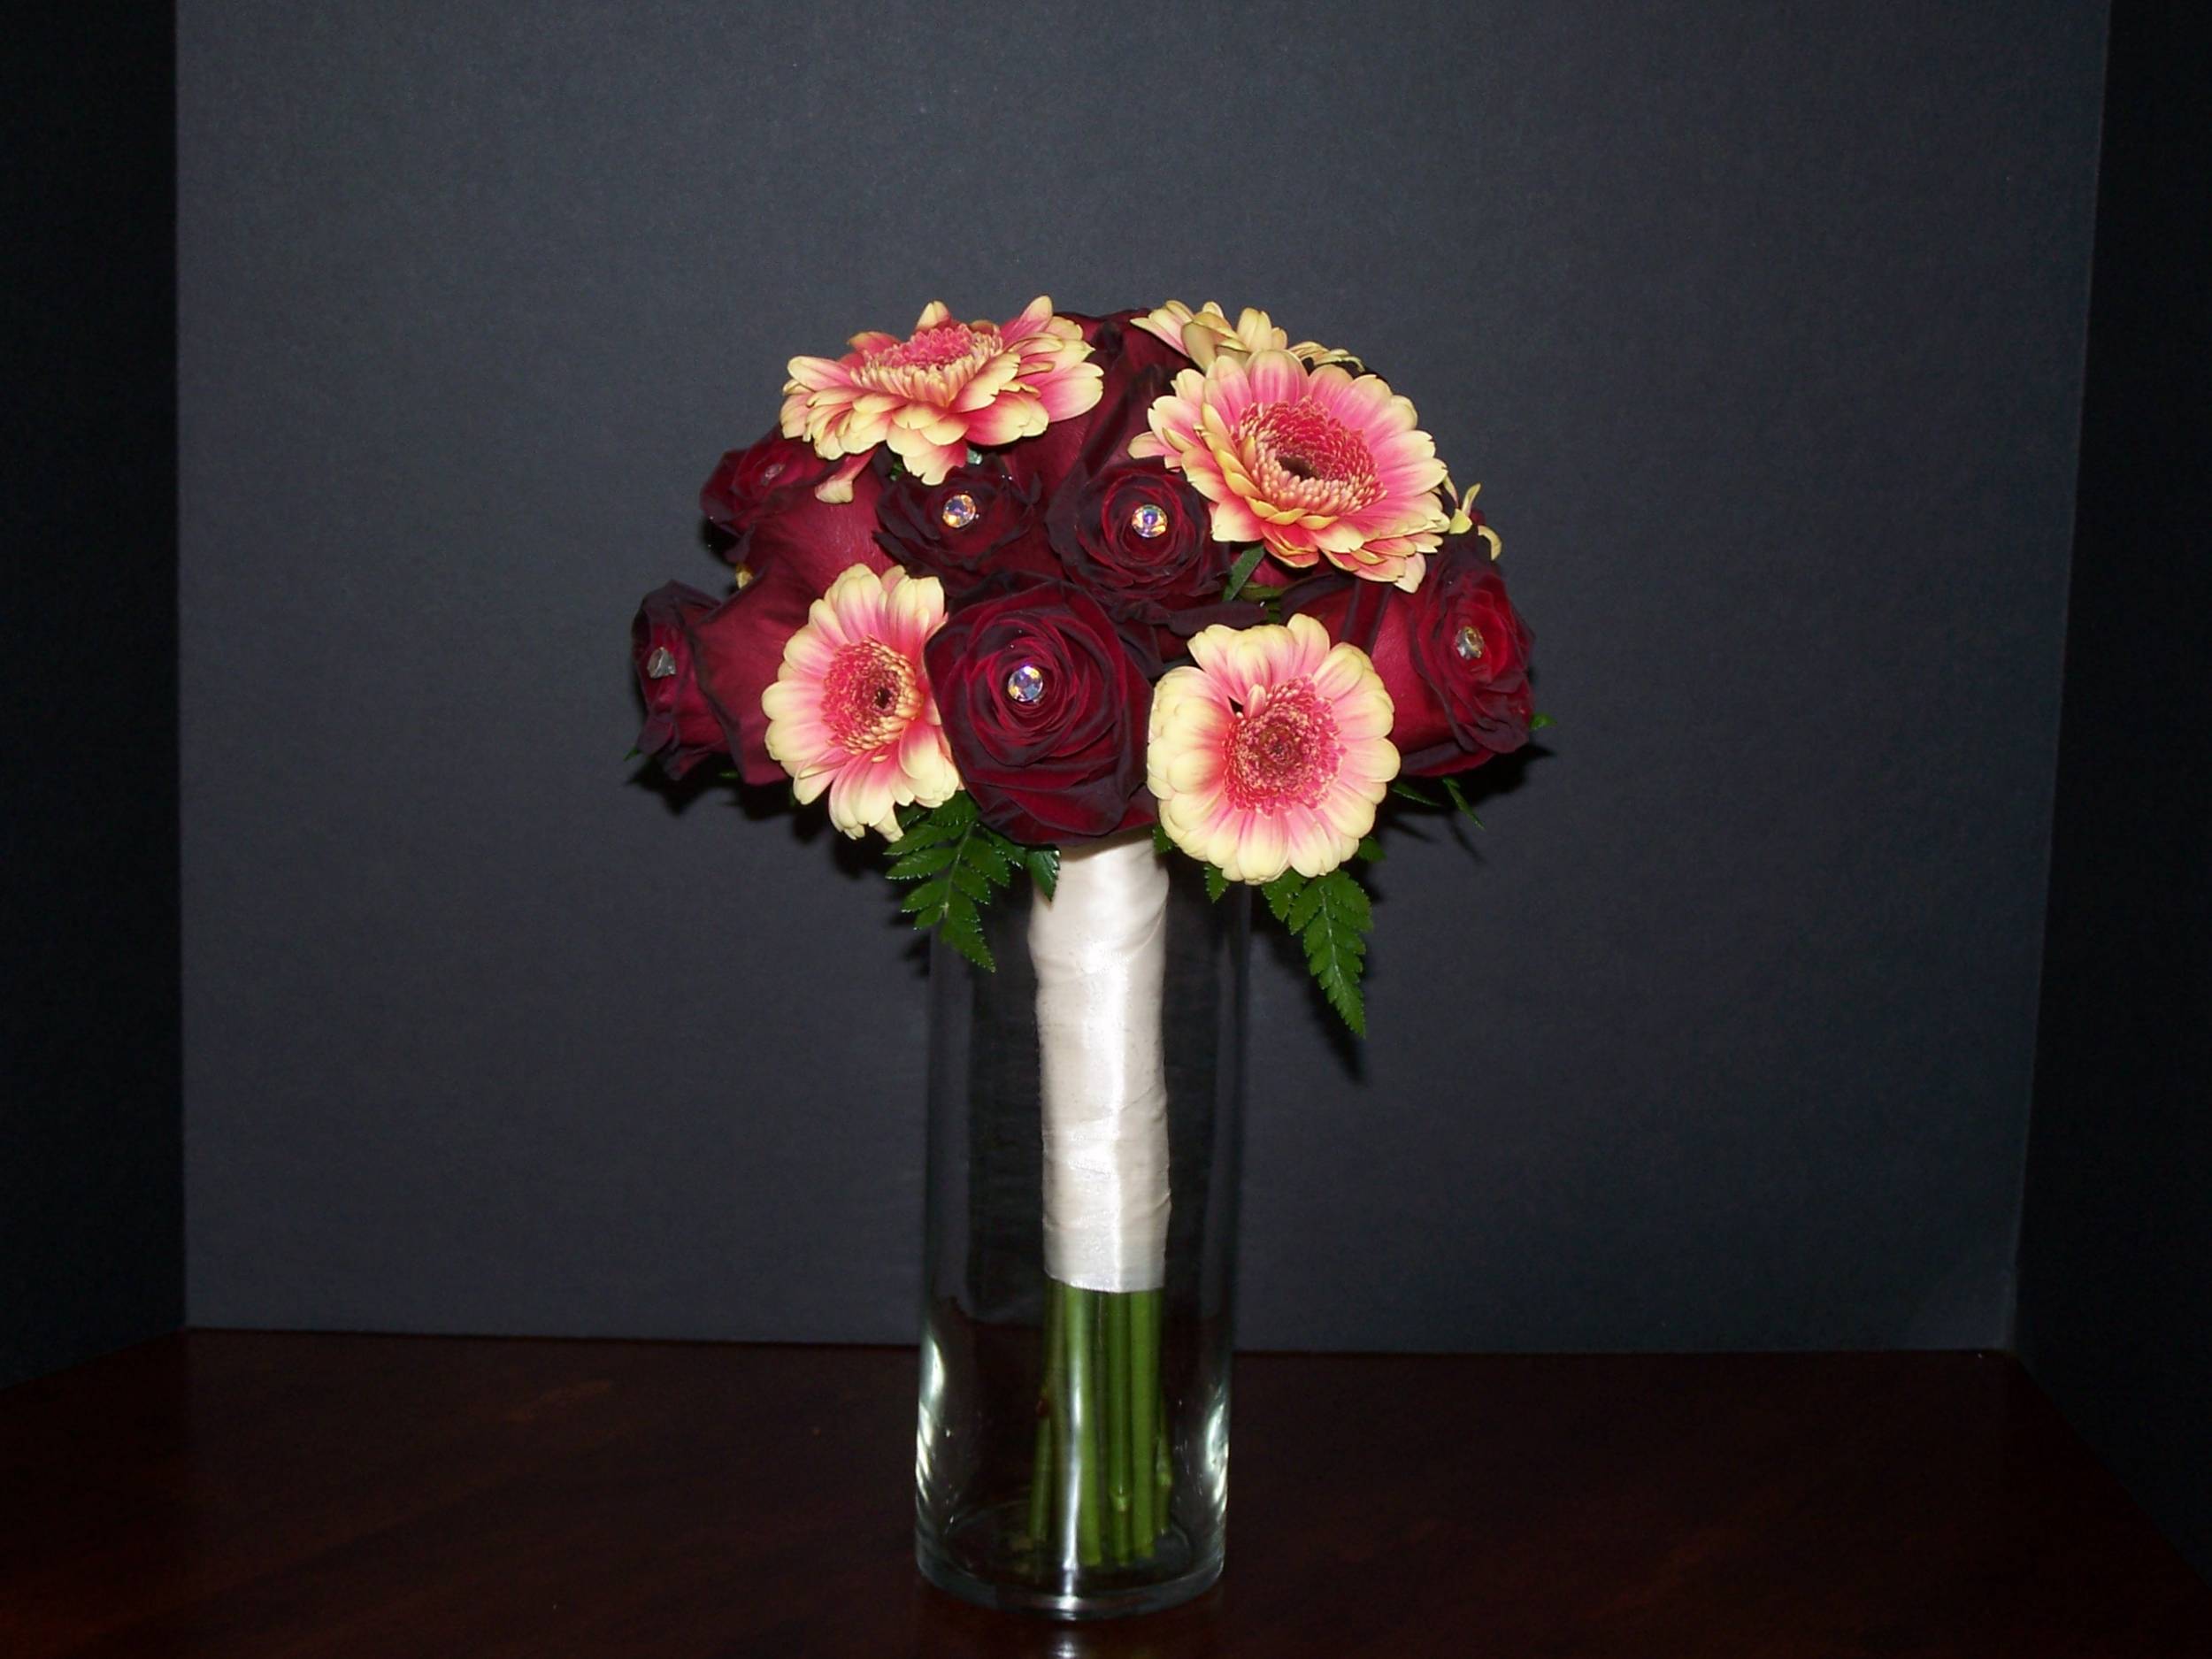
[683,466,896,786]
[872,451,1056,598]
[631,582,729,778]
[1000,311,1183,498]
[1051,457,1222,611]
[736,452,890,593]
[1287,534,1533,775]
[700,429,833,563]
[1042,357,1253,644]
[922,576,1159,844]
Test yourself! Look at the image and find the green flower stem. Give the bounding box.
[1153,1303,1172,1522]
[1064,1282,1103,1567]
[1029,1279,1168,1569]
[1104,1293,1133,1562]
[1028,1285,1064,1548]
[1129,1289,1158,1550]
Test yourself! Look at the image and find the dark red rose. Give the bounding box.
[922,576,1160,844]
[1107,307,1202,378]
[678,572,807,787]
[672,463,897,787]
[1050,457,1225,613]
[1042,355,1254,642]
[631,582,729,778]
[700,429,833,563]
[872,451,1056,598]
[701,428,831,527]
[738,452,891,594]
[1286,534,1533,775]
[1001,311,1183,499]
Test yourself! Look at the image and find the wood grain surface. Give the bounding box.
[3,1335,2207,1656]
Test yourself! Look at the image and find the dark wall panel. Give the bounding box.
[2017,0,2212,1583]
[180,1,2105,1349]
[2,9,182,1386]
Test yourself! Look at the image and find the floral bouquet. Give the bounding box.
[629,296,1537,1612]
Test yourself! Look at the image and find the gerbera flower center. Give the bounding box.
[857,322,1001,402]
[822,640,921,752]
[1239,402,1380,517]
[1224,680,1342,812]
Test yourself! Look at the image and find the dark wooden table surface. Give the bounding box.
[3,1335,2208,1657]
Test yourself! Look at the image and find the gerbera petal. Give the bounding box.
[803,452,864,503]
[1282,614,1333,676]
[786,354,852,392]
[1037,359,1104,421]
[1004,295,1055,338]
[1286,811,1351,879]
[1230,814,1288,884]
[885,426,970,485]
[1206,495,1265,542]
[962,392,1048,446]
[1243,349,1306,409]
[827,761,901,840]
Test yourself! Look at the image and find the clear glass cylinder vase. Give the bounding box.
[915,830,1249,1619]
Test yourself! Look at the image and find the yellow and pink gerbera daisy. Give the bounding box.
[1130,348,1449,592]
[1129,300,1348,373]
[781,297,1103,502]
[761,564,962,840]
[1147,614,1399,884]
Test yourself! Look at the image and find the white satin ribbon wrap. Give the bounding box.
[1030,831,1171,1292]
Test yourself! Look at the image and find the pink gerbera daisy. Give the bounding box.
[1129,349,1449,591]
[761,564,962,840]
[780,297,1103,501]
[1147,614,1399,883]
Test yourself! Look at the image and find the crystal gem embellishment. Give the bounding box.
[1004,662,1046,704]
[644,646,679,680]
[1128,502,1170,540]
[940,492,979,530]
[1454,624,1486,662]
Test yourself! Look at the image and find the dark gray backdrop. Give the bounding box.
[179,0,2108,1350]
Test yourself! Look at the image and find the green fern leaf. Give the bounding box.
[1025,846,1059,898]
[1203,864,1228,903]
[964,833,1016,888]
[938,893,996,972]
[900,879,950,917]
[1262,869,1308,924]
[1324,870,1372,933]
[882,793,1066,972]
[1296,866,1374,1038]
[886,842,957,880]
[887,816,961,854]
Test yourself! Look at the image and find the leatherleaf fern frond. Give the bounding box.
[883,794,1057,972]
[1260,861,1376,1038]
